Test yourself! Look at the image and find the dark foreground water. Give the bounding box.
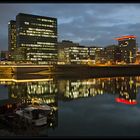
[0,74,140,137]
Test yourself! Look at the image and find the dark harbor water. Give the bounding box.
[0,74,140,137]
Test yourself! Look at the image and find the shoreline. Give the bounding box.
[1,64,140,80]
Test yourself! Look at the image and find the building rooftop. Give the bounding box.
[16,13,57,20]
[115,35,136,41]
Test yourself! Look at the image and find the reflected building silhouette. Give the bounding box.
[0,79,58,136]
[57,77,138,104]
[115,77,137,104]
[0,75,140,135]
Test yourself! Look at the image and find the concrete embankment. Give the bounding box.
[54,64,140,78]
[1,64,140,78]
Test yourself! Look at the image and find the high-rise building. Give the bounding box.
[9,13,58,64]
[8,20,16,61]
[115,35,137,64]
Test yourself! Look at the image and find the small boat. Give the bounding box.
[15,104,52,126]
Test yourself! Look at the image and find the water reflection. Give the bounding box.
[0,75,140,136]
[57,77,138,103]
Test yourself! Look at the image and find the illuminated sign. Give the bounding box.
[115,35,137,41]
[115,98,137,105]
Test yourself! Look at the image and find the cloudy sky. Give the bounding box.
[0,3,140,50]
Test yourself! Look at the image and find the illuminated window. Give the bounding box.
[24,22,29,25]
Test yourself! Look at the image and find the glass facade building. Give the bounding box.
[58,41,89,65]
[9,13,58,64]
[115,35,137,64]
[8,20,16,61]
[69,46,89,64]
[57,40,79,64]
[58,40,107,65]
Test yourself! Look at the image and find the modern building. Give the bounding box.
[136,51,140,64]
[115,35,137,64]
[69,45,89,64]
[58,40,107,65]
[94,47,105,64]
[104,45,117,64]
[8,20,16,61]
[57,40,79,64]
[58,41,90,65]
[9,13,58,64]
[88,47,97,64]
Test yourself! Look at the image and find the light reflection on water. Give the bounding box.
[0,75,140,136]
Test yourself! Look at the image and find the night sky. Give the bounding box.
[0,3,140,51]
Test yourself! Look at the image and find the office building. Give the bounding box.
[57,40,79,64]
[104,45,117,64]
[136,51,140,64]
[58,40,90,64]
[94,47,105,64]
[9,13,58,64]
[58,40,108,65]
[69,45,89,64]
[88,47,97,64]
[115,35,137,64]
[8,20,16,61]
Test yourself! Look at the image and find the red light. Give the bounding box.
[115,98,137,105]
[114,35,137,41]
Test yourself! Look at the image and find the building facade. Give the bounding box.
[58,40,107,65]
[104,45,117,64]
[58,41,90,65]
[9,13,58,64]
[57,40,79,64]
[8,20,16,61]
[69,45,89,64]
[115,35,137,64]
[136,51,140,64]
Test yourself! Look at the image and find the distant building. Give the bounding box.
[8,20,16,61]
[9,13,58,64]
[115,35,137,64]
[136,51,140,64]
[58,40,90,65]
[58,40,107,65]
[94,47,105,64]
[104,45,118,64]
[69,45,89,64]
[88,47,96,64]
[57,40,79,64]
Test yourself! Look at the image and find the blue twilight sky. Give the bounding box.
[0,3,140,51]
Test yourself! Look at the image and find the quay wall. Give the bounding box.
[54,64,140,78]
[1,64,140,78]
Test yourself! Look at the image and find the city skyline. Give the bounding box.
[1,3,140,51]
